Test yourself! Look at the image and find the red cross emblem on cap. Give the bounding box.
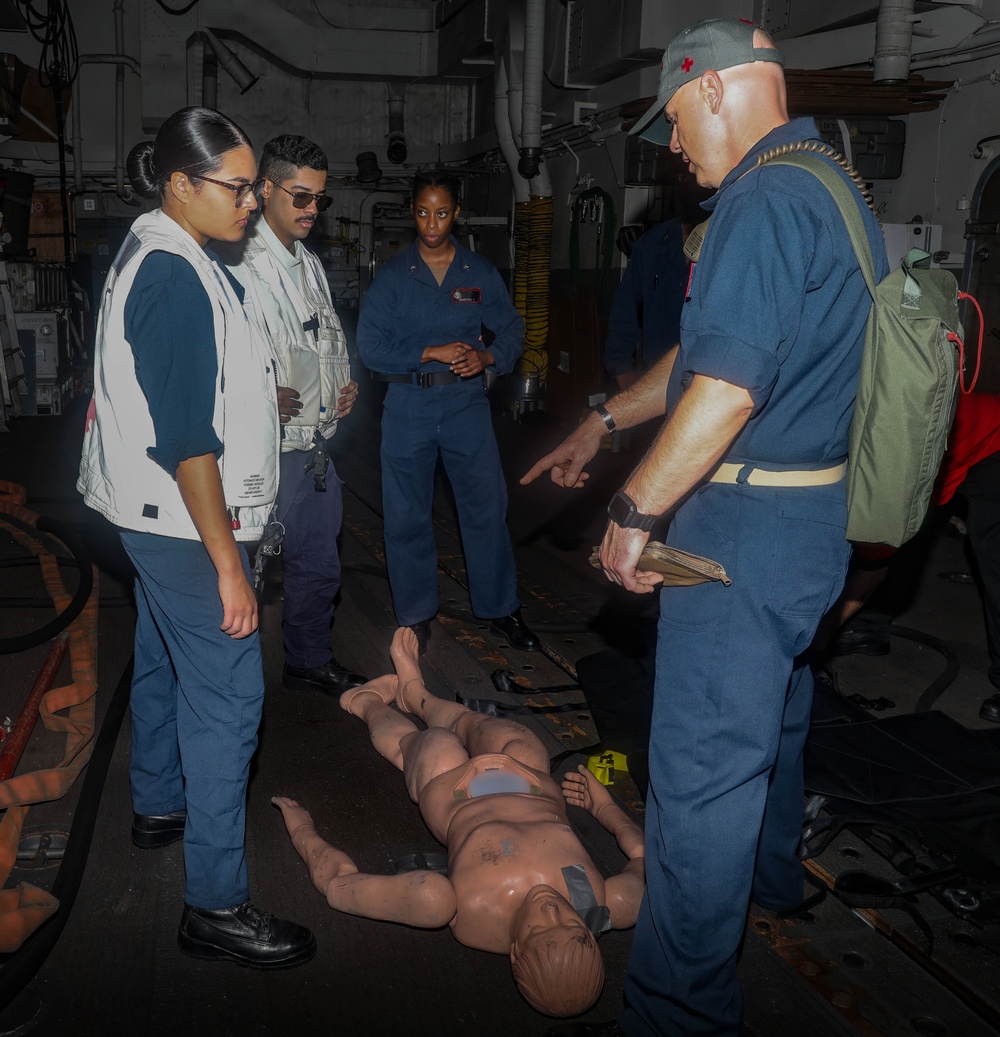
[681,57,694,72]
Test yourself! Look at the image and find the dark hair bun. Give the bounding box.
[126,141,159,199]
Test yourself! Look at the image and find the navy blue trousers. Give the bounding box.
[380,382,519,626]
[620,482,850,1036]
[958,451,1000,689]
[121,531,263,910]
[275,447,343,669]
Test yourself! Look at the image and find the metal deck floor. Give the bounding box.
[1,385,1000,1037]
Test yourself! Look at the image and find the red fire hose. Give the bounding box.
[0,633,70,782]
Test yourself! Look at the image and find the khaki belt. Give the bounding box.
[709,461,847,487]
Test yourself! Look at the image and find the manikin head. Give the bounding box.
[258,134,331,252]
[508,884,604,1017]
[630,18,789,190]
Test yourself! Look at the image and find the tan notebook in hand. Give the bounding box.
[589,540,732,587]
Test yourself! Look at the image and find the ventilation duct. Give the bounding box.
[386,84,407,166]
[874,0,917,84]
[517,0,544,180]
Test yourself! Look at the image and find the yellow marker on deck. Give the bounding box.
[587,750,629,786]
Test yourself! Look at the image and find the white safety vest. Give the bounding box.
[229,223,351,453]
[78,209,280,542]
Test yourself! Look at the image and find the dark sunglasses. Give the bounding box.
[268,179,333,212]
[190,174,265,208]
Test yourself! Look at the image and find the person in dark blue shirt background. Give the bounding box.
[603,218,688,391]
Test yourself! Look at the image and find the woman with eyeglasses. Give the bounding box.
[78,106,315,969]
[357,169,539,655]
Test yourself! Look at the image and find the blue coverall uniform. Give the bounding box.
[620,117,889,1036]
[356,237,524,626]
[604,218,688,380]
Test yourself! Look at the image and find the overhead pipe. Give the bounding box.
[69,43,141,199]
[312,0,432,31]
[113,0,125,196]
[69,80,84,194]
[495,57,529,205]
[202,48,219,110]
[385,83,407,166]
[910,25,1000,69]
[874,0,917,83]
[199,29,258,93]
[69,0,140,201]
[518,0,545,179]
[358,190,408,300]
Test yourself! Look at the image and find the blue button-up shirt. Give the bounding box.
[672,116,889,466]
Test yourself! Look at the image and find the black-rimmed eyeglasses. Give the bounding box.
[268,179,333,211]
[190,174,266,207]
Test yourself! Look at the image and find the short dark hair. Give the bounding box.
[126,106,252,201]
[411,169,462,208]
[259,135,328,184]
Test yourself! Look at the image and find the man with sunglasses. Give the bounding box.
[227,134,366,697]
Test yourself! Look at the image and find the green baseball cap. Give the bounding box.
[630,18,785,146]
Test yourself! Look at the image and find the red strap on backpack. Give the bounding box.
[948,291,985,395]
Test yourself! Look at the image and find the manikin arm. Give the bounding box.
[273,797,457,929]
[561,767,645,930]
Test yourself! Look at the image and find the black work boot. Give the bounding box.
[490,608,541,652]
[282,657,367,695]
[178,901,316,969]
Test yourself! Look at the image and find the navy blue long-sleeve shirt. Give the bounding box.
[123,250,244,475]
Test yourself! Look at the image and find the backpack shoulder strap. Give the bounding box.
[761,150,878,303]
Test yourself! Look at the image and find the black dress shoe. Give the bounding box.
[980,692,1000,723]
[409,619,432,655]
[283,658,367,695]
[832,626,890,657]
[178,901,316,969]
[132,810,186,849]
[490,608,541,652]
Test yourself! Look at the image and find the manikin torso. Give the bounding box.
[417,755,608,953]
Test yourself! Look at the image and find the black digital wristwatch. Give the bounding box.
[607,490,656,531]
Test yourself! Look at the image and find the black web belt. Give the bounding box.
[372,371,472,388]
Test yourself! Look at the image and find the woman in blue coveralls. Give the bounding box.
[357,170,538,653]
[78,107,315,968]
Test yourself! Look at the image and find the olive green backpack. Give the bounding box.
[689,144,978,548]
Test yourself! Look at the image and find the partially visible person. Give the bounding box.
[273,626,645,1017]
[604,219,688,390]
[356,170,538,654]
[818,392,1000,723]
[943,393,1000,720]
[523,18,886,1034]
[78,106,315,968]
[226,133,366,697]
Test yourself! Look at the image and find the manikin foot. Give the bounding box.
[391,627,428,714]
[339,674,397,718]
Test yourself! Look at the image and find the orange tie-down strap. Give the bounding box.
[0,487,99,951]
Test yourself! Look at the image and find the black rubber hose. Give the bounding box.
[886,624,962,712]
[0,655,133,1014]
[0,516,93,654]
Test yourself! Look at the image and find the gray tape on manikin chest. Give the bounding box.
[562,863,612,936]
